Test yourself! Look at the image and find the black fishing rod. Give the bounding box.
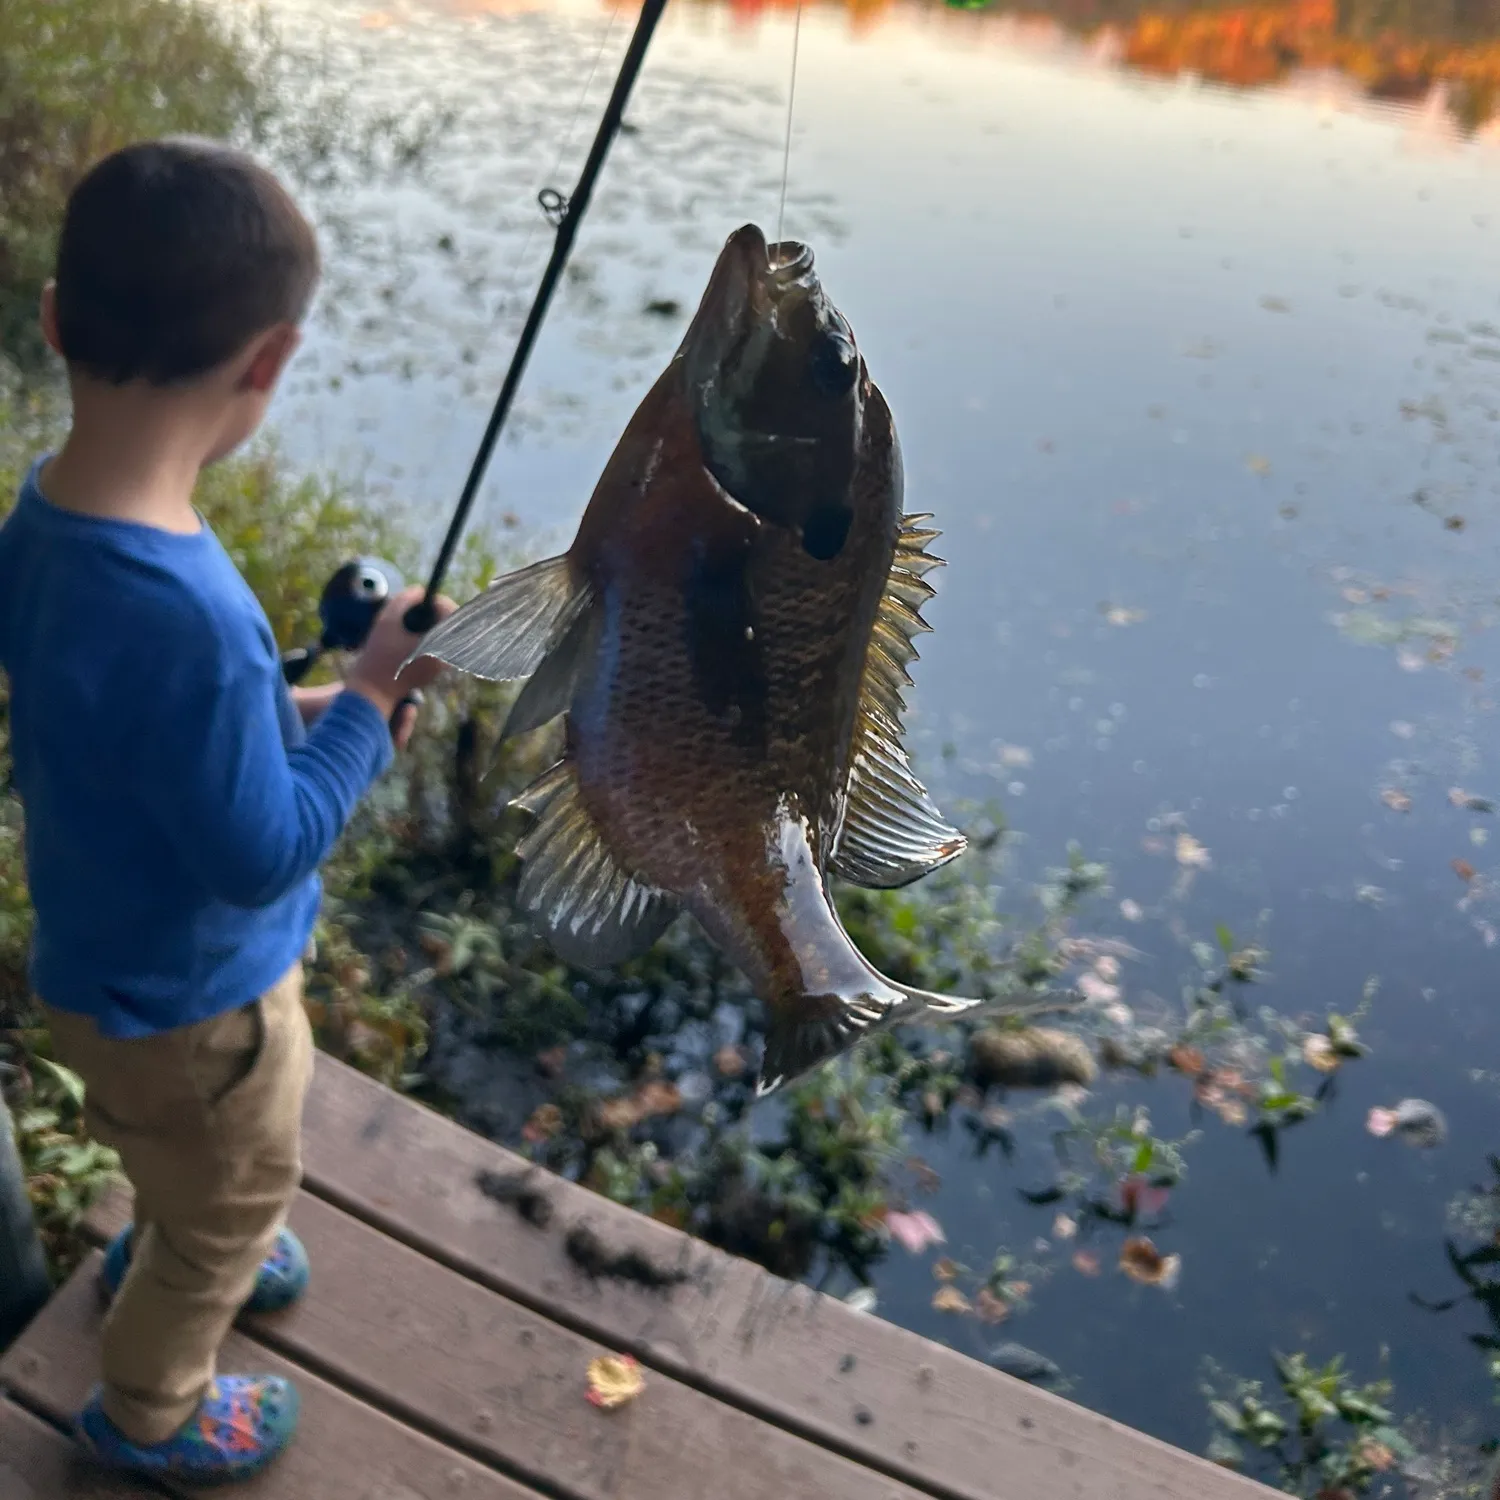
[282,0,672,699]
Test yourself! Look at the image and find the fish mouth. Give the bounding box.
[687,225,818,348]
[768,239,814,284]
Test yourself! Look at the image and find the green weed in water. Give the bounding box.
[1202,1351,1419,1497]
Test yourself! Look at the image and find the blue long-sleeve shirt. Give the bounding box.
[0,457,394,1037]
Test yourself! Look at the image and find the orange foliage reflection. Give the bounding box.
[670,0,1500,130]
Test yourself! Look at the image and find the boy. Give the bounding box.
[0,136,455,1482]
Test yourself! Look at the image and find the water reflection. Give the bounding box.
[402,0,1500,137]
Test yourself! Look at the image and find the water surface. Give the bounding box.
[244,0,1500,1467]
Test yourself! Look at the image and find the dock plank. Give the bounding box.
[291,1053,1279,1500]
[90,1187,931,1500]
[0,1398,164,1500]
[1,1252,547,1500]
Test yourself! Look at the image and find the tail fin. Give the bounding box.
[745,816,1079,1098]
[754,978,1080,1099]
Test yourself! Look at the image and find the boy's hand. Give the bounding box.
[345,586,457,725]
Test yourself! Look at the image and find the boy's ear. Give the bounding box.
[38,282,63,357]
[241,323,302,394]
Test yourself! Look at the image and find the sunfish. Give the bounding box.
[412,223,1048,1095]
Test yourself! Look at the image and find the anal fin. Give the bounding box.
[511,760,676,969]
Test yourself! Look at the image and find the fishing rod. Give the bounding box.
[281,0,673,705]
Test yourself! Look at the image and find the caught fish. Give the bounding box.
[411,223,1063,1094]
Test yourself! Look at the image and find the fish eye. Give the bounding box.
[808,330,858,396]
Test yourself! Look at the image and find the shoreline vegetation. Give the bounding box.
[3,1,1498,1493]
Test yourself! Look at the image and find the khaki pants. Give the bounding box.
[41,964,313,1445]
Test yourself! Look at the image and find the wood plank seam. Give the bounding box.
[298,1172,965,1499]
[67,1201,652,1500]
[51,1228,578,1500]
[6,1251,557,1500]
[231,1316,589,1500]
[75,1055,1283,1500]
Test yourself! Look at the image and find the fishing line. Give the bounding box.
[775,0,805,249]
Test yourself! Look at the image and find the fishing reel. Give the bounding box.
[280,557,423,723]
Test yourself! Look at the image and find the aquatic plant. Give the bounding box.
[1202,1351,1420,1497]
[0,1042,120,1281]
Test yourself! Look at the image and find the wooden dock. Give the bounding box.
[1,1051,1280,1499]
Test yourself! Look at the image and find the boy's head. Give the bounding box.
[42,136,320,463]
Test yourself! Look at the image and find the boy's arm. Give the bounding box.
[142,634,393,909]
[291,682,343,725]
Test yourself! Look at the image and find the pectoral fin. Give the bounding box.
[831,514,967,889]
[510,759,677,969]
[501,603,599,739]
[406,554,591,685]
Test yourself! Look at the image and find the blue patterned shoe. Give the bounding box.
[98,1225,309,1315]
[77,1375,300,1484]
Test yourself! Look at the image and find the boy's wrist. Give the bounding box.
[344,677,399,722]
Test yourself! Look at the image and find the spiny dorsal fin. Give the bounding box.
[407,555,590,685]
[829,512,967,890]
[510,760,677,968]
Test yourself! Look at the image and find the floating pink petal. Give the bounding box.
[1077,971,1121,1005]
[886,1210,946,1255]
[1366,1107,1398,1139]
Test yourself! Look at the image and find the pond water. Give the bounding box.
[246,0,1500,1474]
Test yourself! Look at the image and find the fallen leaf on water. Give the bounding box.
[1119,1177,1171,1219]
[1072,1250,1101,1277]
[1077,971,1121,1005]
[933,1258,960,1282]
[905,1157,942,1194]
[522,1103,563,1144]
[932,1287,971,1314]
[1380,788,1412,813]
[1353,1439,1398,1473]
[1246,454,1271,476]
[595,1080,684,1132]
[1175,833,1212,869]
[1450,788,1496,813]
[1368,1098,1448,1148]
[1454,859,1477,883]
[1052,1213,1078,1241]
[1168,1044,1205,1077]
[586,1355,645,1410]
[1120,1237,1181,1290]
[974,1289,1011,1324]
[712,1044,746,1079]
[1445,515,1466,531]
[886,1210,946,1255]
[1302,1035,1340,1073]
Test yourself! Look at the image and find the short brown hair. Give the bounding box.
[53,136,320,386]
